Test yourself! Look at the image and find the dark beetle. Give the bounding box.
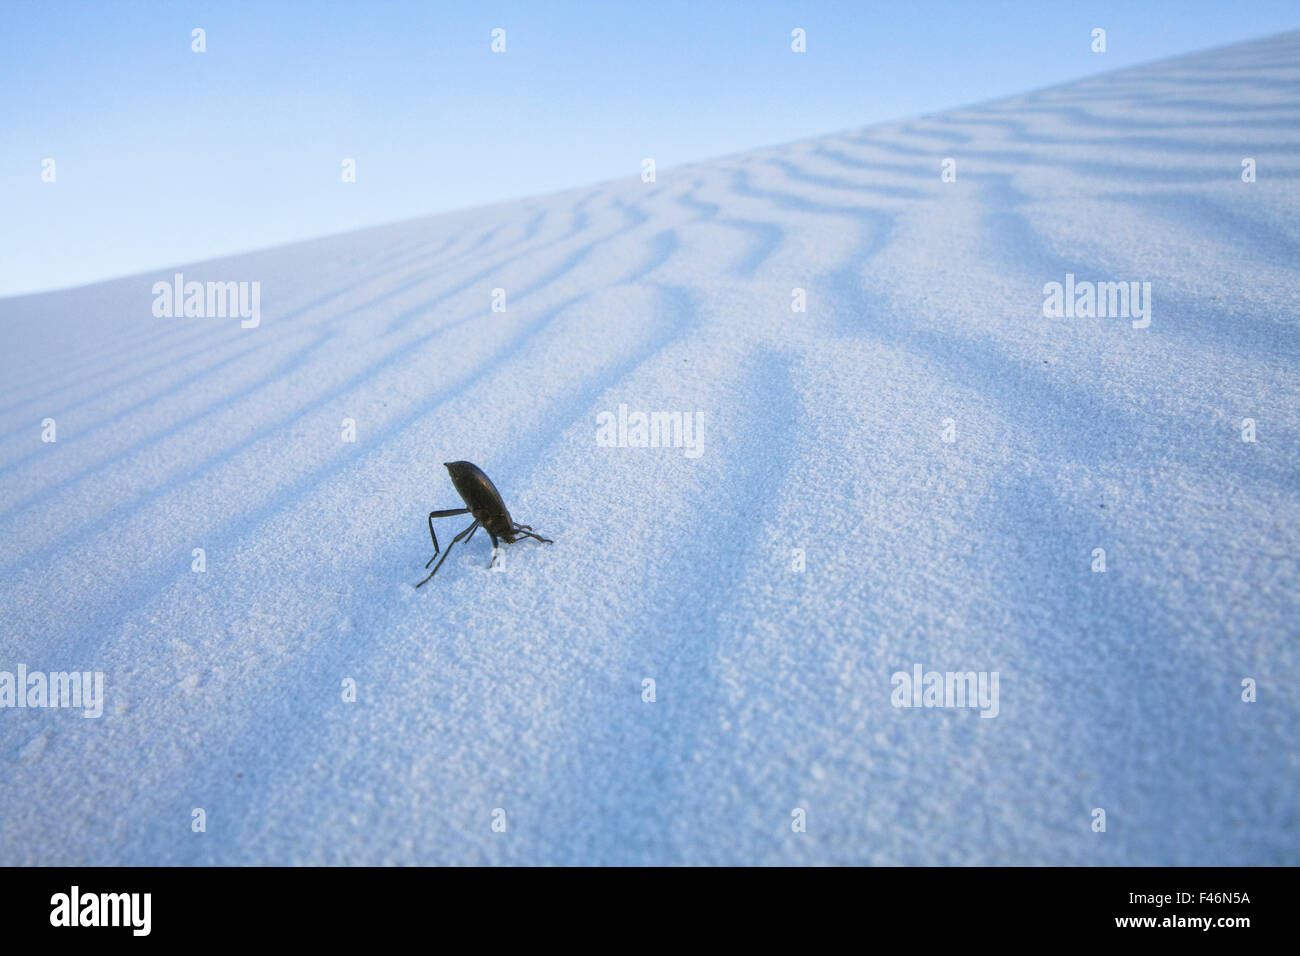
[416,461,553,587]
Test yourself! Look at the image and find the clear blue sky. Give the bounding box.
[2,0,1297,298]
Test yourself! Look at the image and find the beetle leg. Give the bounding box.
[509,522,551,546]
[508,525,553,545]
[416,519,479,588]
[427,508,471,566]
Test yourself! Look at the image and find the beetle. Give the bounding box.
[415,461,553,587]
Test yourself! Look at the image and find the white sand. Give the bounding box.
[1,31,1297,864]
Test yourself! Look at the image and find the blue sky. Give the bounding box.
[2,0,1297,298]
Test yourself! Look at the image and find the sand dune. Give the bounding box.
[1,31,1297,864]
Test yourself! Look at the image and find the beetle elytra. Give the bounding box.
[416,461,553,587]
